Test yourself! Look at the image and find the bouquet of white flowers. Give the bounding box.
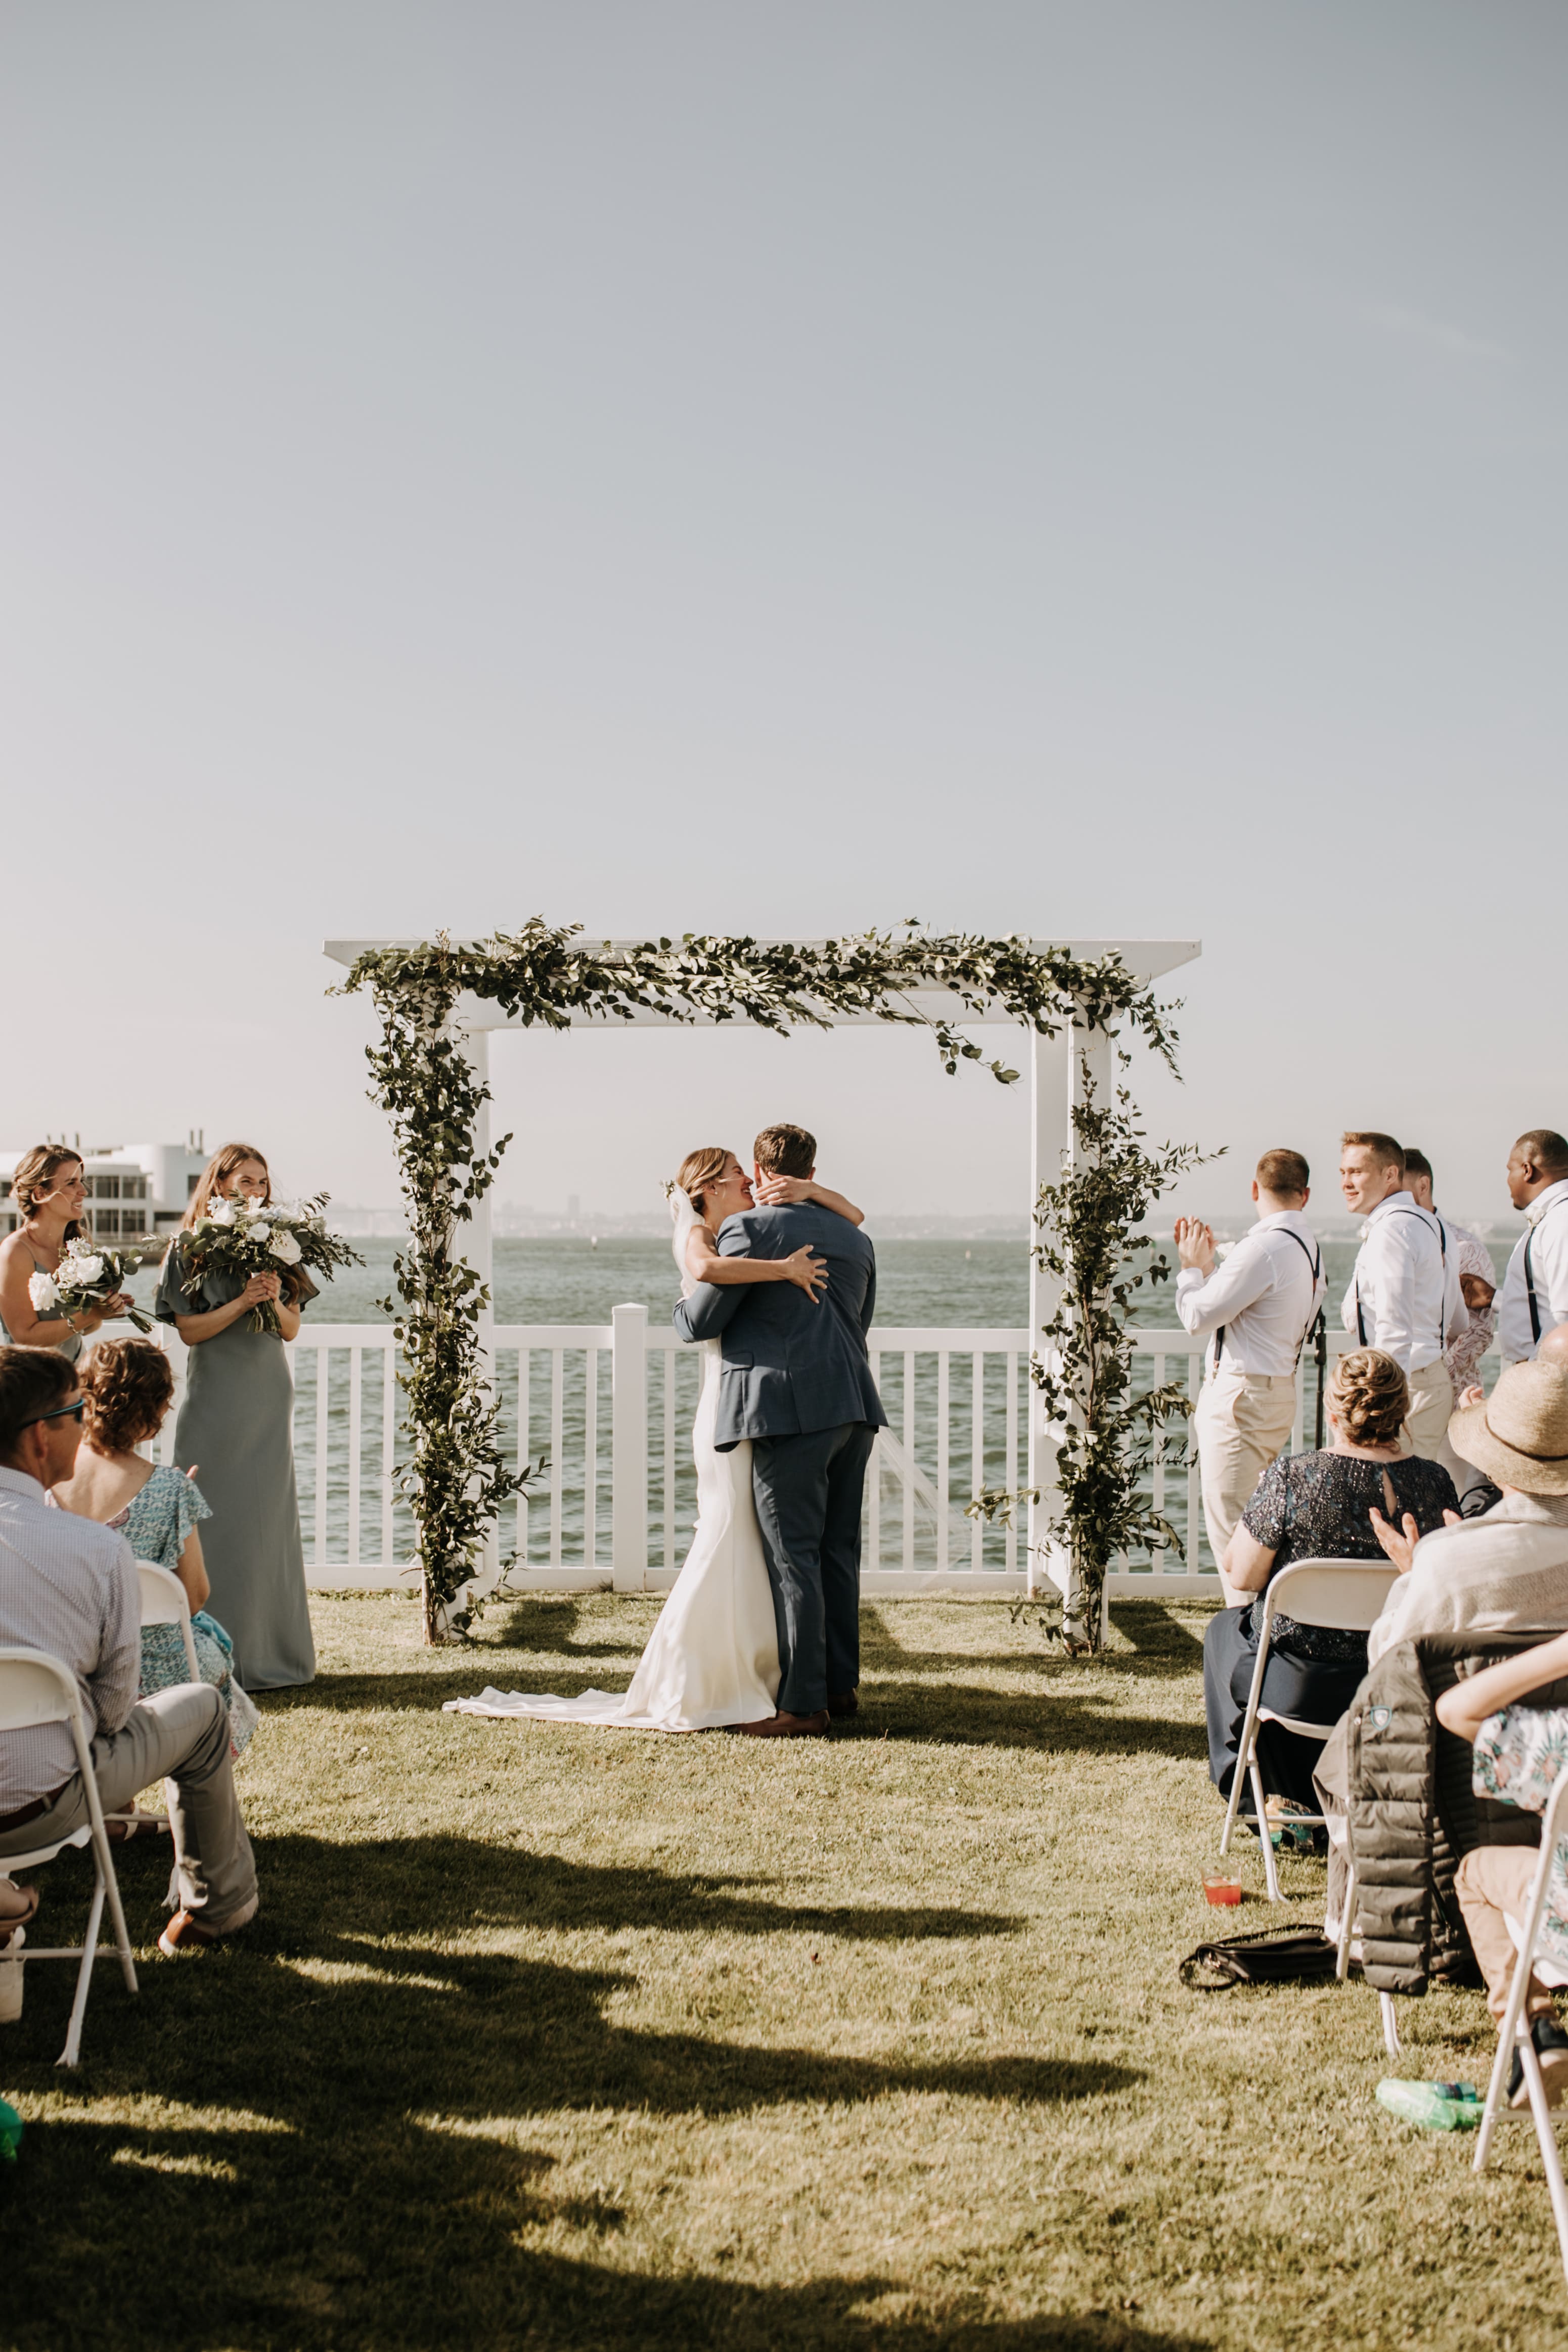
[29,1239,156,1335]
[178,1192,364,1333]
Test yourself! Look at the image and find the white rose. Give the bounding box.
[248,1222,272,1245]
[68,1254,104,1286]
[208,1197,238,1227]
[28,1271,59,1312]
[269,1231,302,1265]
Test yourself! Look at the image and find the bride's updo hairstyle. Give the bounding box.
[1326,1348,1408,1449]
[184,1142,272,1230]
[79,1337,174,1455]
[676,1147,734,1217]
[11,1145,87,1243]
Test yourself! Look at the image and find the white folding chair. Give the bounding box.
[0,1648,138,2066]
[1473,1764,1568,2288]
[1220,1558,1401,1905]
[136,1562,200,1681]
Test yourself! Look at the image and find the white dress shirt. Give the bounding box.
[1498,1177,1568,1362]
[1176,1209,1327,1379]
[0,1465,139,1808]
[1341,1189,1467,1377]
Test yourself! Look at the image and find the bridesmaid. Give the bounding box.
[155,1141,318,1690]
[0,1144,131,1358]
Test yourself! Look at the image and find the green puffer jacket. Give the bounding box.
[1346,1632,1568,1995]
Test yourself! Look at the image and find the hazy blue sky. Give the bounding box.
[4,4,1563,1224]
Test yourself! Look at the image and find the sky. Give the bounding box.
[3,3,1564,1227]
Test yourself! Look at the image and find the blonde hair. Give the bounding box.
[1326,1348,1408,1449]
[184,1143,271,1229]
[10,1145,85,1244]
[676,1147,735,1218]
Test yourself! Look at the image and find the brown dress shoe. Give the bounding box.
[159,1901,257,1956]
[736,1710,831,1738]
[827,1690,859,1718]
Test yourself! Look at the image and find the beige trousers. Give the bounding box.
[1455,1844,1552,2025]
[1403,1360,1456,1465]
[1194,1367,1298,1601]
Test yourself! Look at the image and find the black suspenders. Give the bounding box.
[1214,1226,1321,1370]
[1354,1209,1446,1353]
[1525,1197,1568,1343]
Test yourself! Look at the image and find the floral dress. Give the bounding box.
[1472,1704,1568,1976]
[107,1466,257,1759]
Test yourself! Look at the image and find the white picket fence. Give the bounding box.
[137,1313,1503,1601]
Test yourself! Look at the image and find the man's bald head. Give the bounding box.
[1539,1324,1568,1372]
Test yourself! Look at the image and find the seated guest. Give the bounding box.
[1203,1349,1457,1814]
[47,1338,256,1763]
[1365,1359,1568,1665]
[0,1346,258,1954]
[1315,1356,1568,1934]
[1437,1626,1568,2105]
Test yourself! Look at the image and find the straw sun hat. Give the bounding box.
[1449,1360,1568,1495]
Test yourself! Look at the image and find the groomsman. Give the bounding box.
[1339,1131,1466,1460]
[1175,1148,1325,1604]
[1498,1130,1568,1362]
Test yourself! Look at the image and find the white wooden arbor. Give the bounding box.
[323,936,1201,1596]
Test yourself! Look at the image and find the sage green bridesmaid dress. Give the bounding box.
[155,1241,318,1690]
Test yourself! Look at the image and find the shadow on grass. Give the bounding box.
[482,1593,651,1659]
[859,1603,1209,1690]
[270,1665,1204,1760]
[1,1835,1152,2352]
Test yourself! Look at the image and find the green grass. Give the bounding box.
[4,1593,1567,2350]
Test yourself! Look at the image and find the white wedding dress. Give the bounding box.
[443,1191,781,1732]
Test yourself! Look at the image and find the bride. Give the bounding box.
[443,1146,865,1732]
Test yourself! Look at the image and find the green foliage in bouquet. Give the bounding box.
[337,919,1185,1645]
[180,1194,365,1336]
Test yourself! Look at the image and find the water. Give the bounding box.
[124,1232,1505,1581]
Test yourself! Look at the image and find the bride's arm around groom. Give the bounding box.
[673,1124,886,1732]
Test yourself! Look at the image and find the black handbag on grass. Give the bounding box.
[1179,1925,1341,1990]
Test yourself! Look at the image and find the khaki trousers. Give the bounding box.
[1404,1361,1456,1466]
[1455,1844,1553,2025]
[0,1681,257,1931]
[1194,1367,1298,1601]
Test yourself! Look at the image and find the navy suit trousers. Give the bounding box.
[750,1422,876,1717]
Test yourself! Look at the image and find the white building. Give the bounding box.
[0,1135,210,1242]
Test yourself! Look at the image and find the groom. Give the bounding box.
[673,1122,886,1736]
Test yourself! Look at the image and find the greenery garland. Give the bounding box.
[336,920,1183,1643]
[1023,1067,1219,1652]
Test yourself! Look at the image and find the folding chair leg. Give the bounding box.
[1380,1991,1401,2060]
[1249,1757,1282,1902]
[1517,2033,1568,2290]
[1336,1855,1358,1980]
[58,1870,107,2069]
[100,1837,139,1994]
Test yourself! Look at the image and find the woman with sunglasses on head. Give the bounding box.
[154,1143,317,1691]
[0,1145,132,1358]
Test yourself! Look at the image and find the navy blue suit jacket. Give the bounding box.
[671,1202,887,1449]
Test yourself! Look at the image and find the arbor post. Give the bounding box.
[459,1023,502,1606]
[1025,1010,1112,1599]
[612,1303,649,1591]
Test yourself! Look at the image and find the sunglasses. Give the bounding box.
[20,1399,85,1430]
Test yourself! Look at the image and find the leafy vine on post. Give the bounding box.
[1028,1052,1218,1653]
[336,919,1187,1646]
[357,936,532,1642]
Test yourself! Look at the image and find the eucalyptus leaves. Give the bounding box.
[1026,1067,1217,1651]
[337,920,1183,1644]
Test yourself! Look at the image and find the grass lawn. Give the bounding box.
[4,1592,1566,2350]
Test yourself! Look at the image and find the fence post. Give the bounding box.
[612,1303,649,1592]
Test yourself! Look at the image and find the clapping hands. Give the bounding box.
[1174,1217,1217,1275]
